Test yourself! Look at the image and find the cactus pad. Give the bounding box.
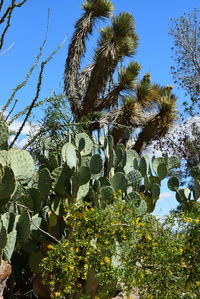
[90,154,103,175]
[168,176,180,191]
[75,133,93,156]
[77,166,91,185]
[61,143,77,169]
[7,148,35,183]
[111,172,127,192]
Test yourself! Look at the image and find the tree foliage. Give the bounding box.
[170,9,200,113]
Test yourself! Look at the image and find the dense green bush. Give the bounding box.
[41,203,200,299]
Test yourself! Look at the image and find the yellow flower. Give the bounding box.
[179,248,183,254]
[104,257,110,264]
[184,217,192,223]
[196,281,200,287]
[105,240,110,244]
[180,261,186,268]
[55,292,61,297]
[100,261,105,266]
[42,257,48,261]
[65,285,72,293]
[135,217,140,224]
[146,234,152,241]
[47,244,54,249]
[69,265,74,270]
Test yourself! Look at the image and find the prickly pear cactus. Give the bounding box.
[168,163,200,209]
[7,148,35,184]
[0,130,182,272]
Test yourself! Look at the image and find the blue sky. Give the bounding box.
[1,0,199,110]
[1,0,199,215]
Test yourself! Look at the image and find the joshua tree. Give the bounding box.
[64,0,178,154]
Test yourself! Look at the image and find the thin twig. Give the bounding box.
[5,99,18,121]
[0,0,28,24]
[0,0,4,12]
[9,36,66,148]
[0,41,14,56]
[31,219,60,244]
[8,95,61,125]
[2,8,50,113]
[14,202,60,243]
[23,127,49,149]
[0,7,12,50]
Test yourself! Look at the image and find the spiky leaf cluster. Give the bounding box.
[64,0,178,153]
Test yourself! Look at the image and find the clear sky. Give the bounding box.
[1,0,199,215]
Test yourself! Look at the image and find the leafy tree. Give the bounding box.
[169,9,200,113]
[64,0,178,154]
[154,117,200,189]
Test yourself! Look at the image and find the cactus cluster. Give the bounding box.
[168,163,200,208]
[38,133,180,213]
[0,132,181,272]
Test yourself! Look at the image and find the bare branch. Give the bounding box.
[0,0,28,24]
[9,36,66,148]
[2,8,50,113]
[0,41,14,56]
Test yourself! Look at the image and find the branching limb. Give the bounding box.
[2,8,50,113]
[0,0,28,24]
[0,0,28,50]
[9,36,66,148]
[8,94,64,125]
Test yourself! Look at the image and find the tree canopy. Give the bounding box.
[170,9,200,114]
